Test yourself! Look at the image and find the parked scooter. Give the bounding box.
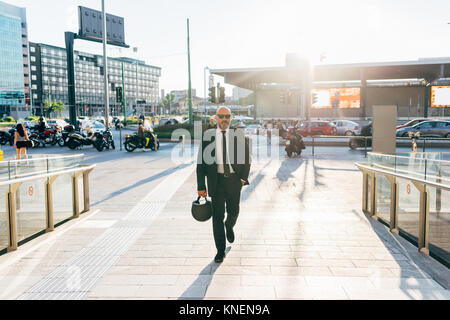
[66,125,96,150]
[94,129,115,152]
[285,128,306,157]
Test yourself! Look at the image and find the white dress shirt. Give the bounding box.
[216,128,235,174]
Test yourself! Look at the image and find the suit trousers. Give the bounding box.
[212,173,242,253]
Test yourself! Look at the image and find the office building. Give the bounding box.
[0,1,30,119]
[29,42,162,117]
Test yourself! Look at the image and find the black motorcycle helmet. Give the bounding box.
[191,197,213,222]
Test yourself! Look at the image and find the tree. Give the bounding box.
[44,99,66,117]
[162,93,176,115]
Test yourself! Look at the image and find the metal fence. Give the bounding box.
[356,153,450,267]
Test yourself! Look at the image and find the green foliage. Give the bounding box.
[25,116,39,122]
[44,99,66,117]
[161,93,176,110]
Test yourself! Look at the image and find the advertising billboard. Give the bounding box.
[431,86,450,108]
[311,88,360,109]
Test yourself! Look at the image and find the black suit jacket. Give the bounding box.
[197,128,251,197]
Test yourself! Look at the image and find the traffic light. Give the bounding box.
[116,87,123,103]
[280,92,286,104]
[312,92,319,105]
[287,91,292,105]
[209,87,217,104]
[219,87,226,104]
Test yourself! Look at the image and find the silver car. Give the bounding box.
[332,120,361,136]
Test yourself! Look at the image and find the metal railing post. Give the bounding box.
[72,172,82,219]
[412,181,430,254]
[384,174,399,233]
[45,175,60,232]
[82,168,94,214]
[7,182,22,252]
[371,173,377,218]
[436,170,442,214]
[362,172,369,214]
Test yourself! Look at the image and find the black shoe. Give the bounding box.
[226,224,235,244]
[214,252,226,263]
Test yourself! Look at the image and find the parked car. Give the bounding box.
[331,120,361,136]
[396,121,450,138]
[298,121,337,136]
[158,118,179,126]
[47,119,69,129]
[396,118,430,130]
[245,124,260,135]
[349,122,373,150]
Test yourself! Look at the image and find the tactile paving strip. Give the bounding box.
[19,163,195,300]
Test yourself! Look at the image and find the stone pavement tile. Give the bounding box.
[241,275,307,287]
[241,258,297,267]
[136,285,207,299]
[319,251,376,260]
[267,251,320,259]
[296,258,355,268]
[151,266,215,275]
[176,275,241,286]
[205,285,276,299]
[351,259,415,269]
[368,277,444,290]
[240,245,291,252]
[372,253,410,261]
[87,285,141,299]
[304,276,375,289]
[388,268,432,279]
[0,285,34,300]
[275,286,349,300]
[106,266,153,275]
[343,287,421,300]
[97,274,179,286]
[226,251,268,258]
[290,245,339,252]
[184,258,241,267]
[408,289,450,300]
[213,266,271,276]
[116,257,187,266]
[330,267,395,278]
[271,267,332,277]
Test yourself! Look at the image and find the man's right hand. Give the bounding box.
[198,190,207,198]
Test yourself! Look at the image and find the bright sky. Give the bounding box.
[11,0,450,98]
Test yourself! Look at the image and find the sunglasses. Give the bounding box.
[217,115,231,119]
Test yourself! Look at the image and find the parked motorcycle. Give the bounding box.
[28,127,64,148]
[124,132,160,153]
[94,129,115,152]
[0,128,14,146]
[285,129,306,157]
[66,128,96,150]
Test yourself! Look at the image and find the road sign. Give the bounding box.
[407,184,411,195]
[28,186,34,197]
[78,6,125,45]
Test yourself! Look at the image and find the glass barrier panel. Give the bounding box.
[397,177,420,243]
[428,189,450,265]
[9,159,48,180]
[47,155,83,174]
[0,185,9,251]
[15,178,47,243]
[367,175,372,214]
[376,174,390,224]
[52,173,74,226]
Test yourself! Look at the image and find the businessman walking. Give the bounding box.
[197,107,251,263]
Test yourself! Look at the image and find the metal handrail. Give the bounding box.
[356,162,450,192]
[369,163,450,185]
[0,164,96,188]
[2,154,84,166]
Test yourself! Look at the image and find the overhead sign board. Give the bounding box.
[78,6,125,45]
[431,86,450,108]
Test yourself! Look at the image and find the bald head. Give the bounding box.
[215,107,232,130]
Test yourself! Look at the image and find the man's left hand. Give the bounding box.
[241,179,246,186]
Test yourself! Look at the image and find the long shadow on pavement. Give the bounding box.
[90,163,192,207]
[178,247,232,300]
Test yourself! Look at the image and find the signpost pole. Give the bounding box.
[101,0,110,130]
[187,19,193,126]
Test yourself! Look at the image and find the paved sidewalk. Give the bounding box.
[0,145,449,300]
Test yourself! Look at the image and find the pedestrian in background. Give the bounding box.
[14,123,30,160]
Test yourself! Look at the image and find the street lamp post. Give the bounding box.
[204,66,209,124]
[101,0,110,130]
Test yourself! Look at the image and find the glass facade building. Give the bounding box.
[29,42,162,117]
[0,1,30,118]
